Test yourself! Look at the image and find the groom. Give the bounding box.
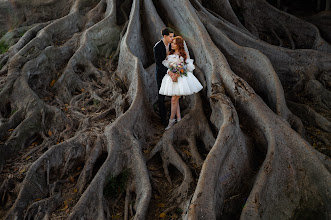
[153,27,174,127]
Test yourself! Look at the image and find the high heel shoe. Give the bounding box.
[165,119,176,130]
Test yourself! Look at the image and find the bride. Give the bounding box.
[159,36,203,130]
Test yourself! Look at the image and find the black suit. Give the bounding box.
[153,40,170,126]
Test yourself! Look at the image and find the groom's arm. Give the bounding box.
[154,44,168,73]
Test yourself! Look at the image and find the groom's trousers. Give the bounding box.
[156,72,167,127]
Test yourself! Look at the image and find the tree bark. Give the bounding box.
[0,0,330,219]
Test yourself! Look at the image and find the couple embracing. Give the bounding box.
[153,28,203,130]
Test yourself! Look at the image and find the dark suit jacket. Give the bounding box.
[153,40,171,81]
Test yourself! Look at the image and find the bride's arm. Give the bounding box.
[185,57,195,72]
[162,56,170,68]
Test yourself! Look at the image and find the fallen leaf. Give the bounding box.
[25,156,32,160]
[19,168,26,174]
[81,108,86,111]
[159,213,166,218]
[69,176,74,183]
[48,130,53,136]
[81,88,85,92]
[8,129,14,132]
[50,80,56,87]
[171,214,178,218]
[183,149,191,157]
[77,166,82,171]
[74,188,78,193]
[112,213,121,219]
[59,201,69,211]
[157,203,165,208]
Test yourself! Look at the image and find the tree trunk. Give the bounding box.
[0,0,330,219]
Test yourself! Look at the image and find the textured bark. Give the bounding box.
[0,0,330,219]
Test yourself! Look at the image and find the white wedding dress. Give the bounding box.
[159,54,203,96]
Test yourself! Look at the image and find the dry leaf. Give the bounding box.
[25,156,32,160]
[112,213,121,219]
[81,108,86,111]
[69,176,74,183]
[157,203,165,208]
[171,214,178,218]
[19,168,26,174]
[77,166,82,171]
[81,88,85,92]
[59,201,69,211]
[8,129,14,132]
[74,188,78,193]
[50,80,56,87]
[48,130,53,136]
[183,149,191,156]
[159,213,166,218]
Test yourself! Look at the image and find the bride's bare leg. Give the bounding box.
[170,96,180,119]
[166,96,179,130]
[176,98,181,120]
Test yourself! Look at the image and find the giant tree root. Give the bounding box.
[0,0,330,219]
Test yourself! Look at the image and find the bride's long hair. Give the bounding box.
[169,36,187,60]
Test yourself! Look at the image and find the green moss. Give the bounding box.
[18,30,26,38]
[176,208,183,215]
[10,108,18,116]
[103,169,131,199]
[0,41,9,54]
[93,99,100,106]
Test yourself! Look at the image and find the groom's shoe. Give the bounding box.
[165,119,176,130]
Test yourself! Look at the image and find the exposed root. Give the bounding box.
[0,0,330,219]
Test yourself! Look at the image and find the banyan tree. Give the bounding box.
[0,0,330,219]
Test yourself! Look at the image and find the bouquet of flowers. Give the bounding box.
[168,62,187,82]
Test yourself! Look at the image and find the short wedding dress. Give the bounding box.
[159,54,203,96]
